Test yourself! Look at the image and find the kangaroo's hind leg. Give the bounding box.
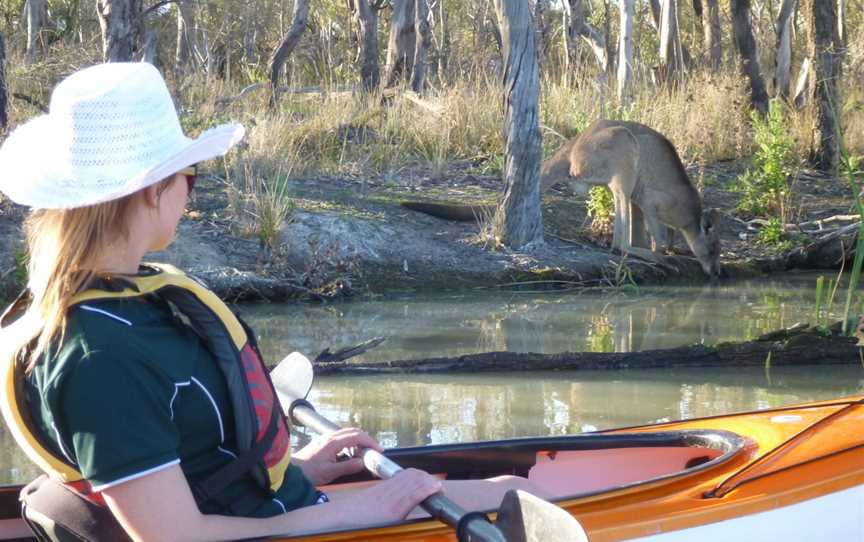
[643,212,673,254]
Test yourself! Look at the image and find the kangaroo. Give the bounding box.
[563,120,721,278]
[401,120,721,277]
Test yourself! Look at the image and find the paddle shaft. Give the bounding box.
[289,400,506,542]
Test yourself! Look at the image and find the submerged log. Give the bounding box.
[312,324,861,375]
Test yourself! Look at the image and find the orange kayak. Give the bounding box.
[0,395,861,541]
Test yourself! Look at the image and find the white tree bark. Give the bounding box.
[385,0,416,86]
[25,0,45,65]
[567,0,609,74]
[659,0,683,79]
[411,0,432,92]
[793,56,810,107]
[98,0,139,62]
[175,0,198,74]
[774,0,797,99]
[269,0,310,103]
[617,0,635,103]
[0,32,7,130]
[491,0,544,250]
[703,0,722,69]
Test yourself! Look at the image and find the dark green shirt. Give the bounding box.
[25,296,319,517]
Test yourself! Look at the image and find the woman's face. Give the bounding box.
[148,173,190,252]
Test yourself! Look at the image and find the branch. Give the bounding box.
[315,337,386,363]
[12,93,48,113]
[142,0,178,19]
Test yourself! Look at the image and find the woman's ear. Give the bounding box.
[142,182,163,208]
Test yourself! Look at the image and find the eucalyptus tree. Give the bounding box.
[175,0,199,74]
[702,0,722,70]
[658,0,684,79]
[565,0,608,75]
[805,0,841,174]
[411,0,432,92]
[730,0,768,114]
[97,0,141,62]
[491,0,544,250]
[270,0,310,104]
[385,0,416,87]
[25,0,46,64]
[775,0,797,99]
[353,0,384,91]
[0,31,6,130]
[617,0,635,103]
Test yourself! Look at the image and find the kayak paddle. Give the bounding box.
[270,352,589,542]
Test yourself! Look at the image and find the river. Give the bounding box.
[1,272,862,484]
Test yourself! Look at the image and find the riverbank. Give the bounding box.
[0,157,856,303]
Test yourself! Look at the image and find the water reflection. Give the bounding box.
[294,365,864,450]
[242,272,837,362]
[2,273,860,485]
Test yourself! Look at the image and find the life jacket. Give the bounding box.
[0,263,292,510]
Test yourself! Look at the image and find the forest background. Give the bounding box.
[0,0,863,293]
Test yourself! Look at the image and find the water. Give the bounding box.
[2,272,863,485]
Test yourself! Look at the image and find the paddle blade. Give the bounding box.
[495,490,590,542]
[270,352,315,411]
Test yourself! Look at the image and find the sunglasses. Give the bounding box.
[179,165,198,194]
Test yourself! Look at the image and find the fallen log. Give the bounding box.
[311,324,862,375]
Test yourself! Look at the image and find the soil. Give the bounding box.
[0,159,856,303]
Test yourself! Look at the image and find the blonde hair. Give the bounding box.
[5,177,175,373]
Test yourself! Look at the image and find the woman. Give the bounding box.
[0,63,540,541]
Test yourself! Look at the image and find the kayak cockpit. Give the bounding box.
[346,429,745,500]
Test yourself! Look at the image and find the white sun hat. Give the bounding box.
[0,62,245,209]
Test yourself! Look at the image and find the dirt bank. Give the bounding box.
[0,159,856,303]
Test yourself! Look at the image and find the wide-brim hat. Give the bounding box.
[0,62,245,209]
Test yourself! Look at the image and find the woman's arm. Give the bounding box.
[102,464,442,542]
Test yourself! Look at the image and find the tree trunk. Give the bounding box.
[838,0,846,49]
[793,56,811,107]
[97,0,139,62]
[703,0,722,70]
[648,0,661,29]
[309,328,861,374]
[659,0,684,79]
[438,0,450,79]
[774,0,797,99]
[617,0,635,103]
[491,0,544,250]
[0,32,7,130]
[691,0,702,19]
[175,0,197,74]
[534,0,549,64]
[269,0,310,105]
[806,0,841,174]
[411,0,432,92]
[385,0,416,87]
[355,0,381,91]
[141,30,157,64]
[567,0,609,74]
[731,0,769,114]
[25,0,45,64]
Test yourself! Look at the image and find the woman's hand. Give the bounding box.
[292,427,382,486]
[340,469,442,523]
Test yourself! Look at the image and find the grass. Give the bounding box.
[7,49,864,243]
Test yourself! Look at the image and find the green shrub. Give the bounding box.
[732,100,797,218]
[586,186,614,234]
[755,217,793,252]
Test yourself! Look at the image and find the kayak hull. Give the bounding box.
[0,395,861,541]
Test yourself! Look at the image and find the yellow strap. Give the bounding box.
[71,263,247,349]
[0,336,81,481]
